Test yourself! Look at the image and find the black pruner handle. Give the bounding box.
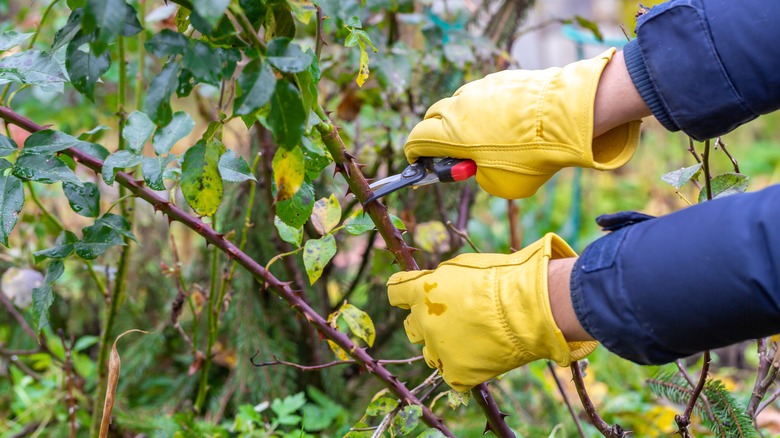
[433,158,477,183]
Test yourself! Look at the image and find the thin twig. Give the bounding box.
[315,5,325,60]
[715,137,740,173]
[446,220,481,253]
[701,140,713,200]
[676,359,715,423]
[250,353,425,371]
[507,200,521,251]
[547,361,586,438]
[676,351,711,435]
[58,330,77,438]
[571,361,627,437]
[688,138,702,164]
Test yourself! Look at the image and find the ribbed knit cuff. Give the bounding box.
[623,40,677,132]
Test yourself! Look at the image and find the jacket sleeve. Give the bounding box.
[570,185,780,365]
[622,0,780,141]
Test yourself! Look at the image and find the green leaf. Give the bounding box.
[218,150,256,183]
[102,150,142,185]
[339,303,375,347]
[153,111,195,156]
[66,32,111,100]
[24,129,91,155]
[120,2,143,37]
[94,213,138,243]
[145,61,181,125]
[277,180,314,228]
[63,181,100,217]
[0,50,67,93]
[267,81,306,149]
[271,392,307,417]
[575,15,603,42]
[267,38,312,73]
[234,59,277,116]
[303,234,337,284]
[181,140,225,216]
[344,211,374,235]
[698,173,749,203]
[417,430,447,438]
[53,9,83,52]
[0,168,24,246]
[78,125,111,142]
[142,155,177,191]
[74,141,109,161]
[33,231,78,263]
[13,153,82,186]
[264,2,296,40]
[272,146,305,202]
[366,397,398,416]
[192,0,230,29]
[0,134,18,157]
[274,215,302,247]
[182,40,222,86]
[310,194,341,235]
[123,111,155,154]
[662,163,702,190]
[0,31,33,51]
[346,16,362,28]
[392,405,422,435]
[446,390,470,408]
[82,0,129,53]
[295,52,319,114]
[302,136,331,179]
[145,29,189,58]
[75,219,125,260]
[32,260,64,332]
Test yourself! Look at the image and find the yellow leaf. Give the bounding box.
[414,221,450,253]
[327,340,350,361]
[310,194,341,235]
[339,303,375,347]
[272,146,305,202]
[356,40,369,87]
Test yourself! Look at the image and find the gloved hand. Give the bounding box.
[404,48,641,199]
[387,233,598,392]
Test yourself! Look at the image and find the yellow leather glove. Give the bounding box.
[387,233,598,392]
[404,48,641,199]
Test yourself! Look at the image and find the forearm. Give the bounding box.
[592,50,651,138]
[564,185,780,364]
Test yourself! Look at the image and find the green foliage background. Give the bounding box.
[1,0,780,437]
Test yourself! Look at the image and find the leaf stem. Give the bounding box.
[26,182,64,232]
[195,214,221,412]
[701,139,712,201]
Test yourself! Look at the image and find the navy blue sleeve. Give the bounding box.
[622,0,780,141]
[571,185,780,365]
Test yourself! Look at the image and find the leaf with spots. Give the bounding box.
[74,213,136,260]
[356,40,370,87]
[0,30,33,51]
[32,260,64,333]
[698,173,749,203]
[310,194,341,235]
[272,146,305,202]
[0,50,67,93]
[303,233,336,285]
[339,303,375,347]
[24,129,95,155]
[366,397,398,416]
[63,181,100,218]
[392,405,422,435]
[276,179,314,228]
[181,140,225,216]
[102,150,142,185]
[661,163,702,190]
[0,159,24,246]
[13,153,83,186]
[413,220,449,253]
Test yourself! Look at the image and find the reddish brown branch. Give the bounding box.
[0,106,454,437]
[315,119,515,438]
[571,361,627,437]
[676,351,711,435]
[547,361,586,438]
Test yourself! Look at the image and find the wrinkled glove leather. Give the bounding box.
[404,48,641,199]
[387,233,598,392]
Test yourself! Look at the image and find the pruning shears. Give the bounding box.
[365,157,477,204]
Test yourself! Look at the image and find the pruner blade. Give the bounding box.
[365,157,476,204]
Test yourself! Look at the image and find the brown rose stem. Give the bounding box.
[315,114,516,437]
[0,106,454,437]
[571,361,627,437]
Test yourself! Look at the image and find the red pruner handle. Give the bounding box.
[434,158,477,183]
